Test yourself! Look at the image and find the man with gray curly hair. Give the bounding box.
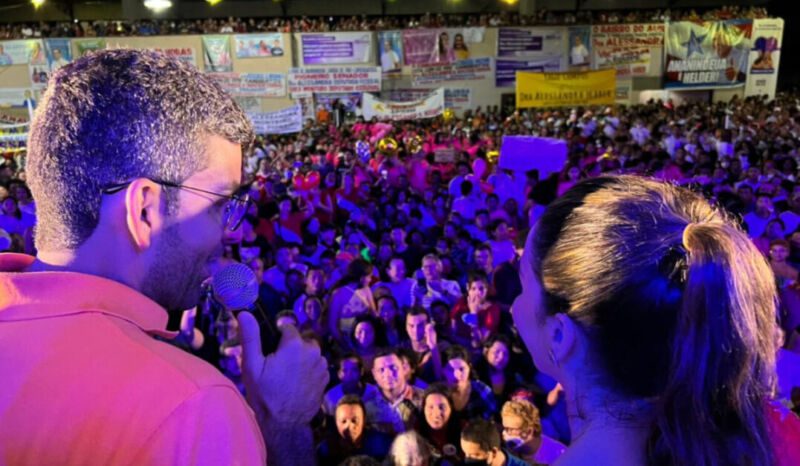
[0,49,328,465]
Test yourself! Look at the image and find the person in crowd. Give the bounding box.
[293,266,327,326]
[329,258,377,343]
[450,272,501,349]
[475,335,524,402]
[386,431,434,466]
[412,254,463,311]
[373,256,416,311]
[376,294,403,346]
[371,347,425,434]
[442,345,498,423]
[744,193,778,238]
[402,307,443,383]
[513,175,800,466]
[391,226,424,273]
[500,399,566,465]
[351,314,386,370]
[323,354,385,422]
[417,383,464,461]
[317,395,394,465]
[460,418,529,466]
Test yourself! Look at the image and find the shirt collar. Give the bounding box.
[0,253,177,339]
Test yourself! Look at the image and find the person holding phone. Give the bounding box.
[411,254,462,311]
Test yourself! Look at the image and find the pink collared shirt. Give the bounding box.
[0,254,266,465]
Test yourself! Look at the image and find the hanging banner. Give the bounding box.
[516,69,616,108]
[665,20,752,89]
[234,34,285,58]
[745,18,783,100]
[444,88,471,112]
[315,93,363,113]
[591,23,666,77]
[411,57,492,86]
[202,35,233,72]
[148,47,196,67]
[0,89,35,107]
[301,32,372,65]
[44,39,72,72]
[402,29,480,65]
[287,67,381,94]
[0,40,45,66]
[362,88,444,121]
[207,72,286,97]
[247,105,303,135]
[377,31,403,74]
[497,27,565,59]
[29,63,51,90]
[495,57,562,87]
[74,39,106,58]
[567,26,592,69]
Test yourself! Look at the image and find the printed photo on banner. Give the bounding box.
[402,29,480,66]
[745,18,783,100]
[44,39,72,72]
[591,23,665,77]
[568,26,591,68]
[377,31,403,73]
[301,33,372,65]
[29,64,50,90]
[74,39,106,58]
[234,34,284,58]
[665,20,752,89]
[444,88,471,112]
[0,88,37,108]
[202,36,233,72]
[0,40,45,66]
[315,93,362,114]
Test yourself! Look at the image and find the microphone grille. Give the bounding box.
[212,263,259,311]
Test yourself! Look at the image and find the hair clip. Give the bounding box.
[659,244,689,286]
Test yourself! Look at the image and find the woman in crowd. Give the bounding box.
[417,383,463,461]
[329,259,377,344]
[475,334,524,402]
[442,345,498,424]
[449,272,501,349]
[512,175,800,466]
[350,314,386,371]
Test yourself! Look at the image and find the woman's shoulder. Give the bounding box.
[766,402,800,466]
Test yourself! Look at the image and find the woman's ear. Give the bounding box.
[547,313,579,364]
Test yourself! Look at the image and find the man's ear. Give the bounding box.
[124,178,164,252]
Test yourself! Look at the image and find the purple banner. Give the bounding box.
[301,32,372,65]
[498,28,543,56]
[403,29,458,65]
[495,58,561,87]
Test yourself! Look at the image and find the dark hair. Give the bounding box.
[461,418,501,452]
[419,383,459,438]
[338,455,380,466]
[467,271,489,287]
[374,346,403,361]
[336,394,366,415]
[442,345,471,367]
[351,314,387,348]
[334,258,373,289]
[531,176,777,466]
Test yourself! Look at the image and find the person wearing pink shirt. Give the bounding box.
[0,50,328,466]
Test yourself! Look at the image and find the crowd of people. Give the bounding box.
[3,81,800,464]
[0,6,771,40]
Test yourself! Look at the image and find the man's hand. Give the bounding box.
[424,322,438,350]
[238,311,329,425]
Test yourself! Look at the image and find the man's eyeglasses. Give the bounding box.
[101,178,251,232]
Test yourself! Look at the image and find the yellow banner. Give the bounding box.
[516,69,616,108]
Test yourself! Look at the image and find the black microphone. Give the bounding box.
[212,263,281,355]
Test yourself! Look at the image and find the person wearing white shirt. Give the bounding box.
[411,254,463,310]
[630,120,650,146]
[743,194,776,238]
[569,35,590,66]
[372,258,416,311]
[380,40,401,72]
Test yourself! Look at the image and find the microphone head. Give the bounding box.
[212,263,259,311]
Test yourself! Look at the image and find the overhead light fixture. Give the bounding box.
[143,0,172,12]
[31,0,45,8]
[501,0,519,4]
[207,0,223,5]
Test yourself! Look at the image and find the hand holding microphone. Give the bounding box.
[211,264,329,426]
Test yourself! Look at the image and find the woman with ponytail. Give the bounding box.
[512,175,800,466]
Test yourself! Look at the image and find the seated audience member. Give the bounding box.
[317,395,393,465]
[417,383,463,461]
[500,399,566,465]
[371,347,425,434]
[513,176,800,466]
[387,431,435,466]
[442,345,498,423]
[450,272,500,348]
[460,418,529,466]
[411,254,463,310]
[373,257,416,311]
